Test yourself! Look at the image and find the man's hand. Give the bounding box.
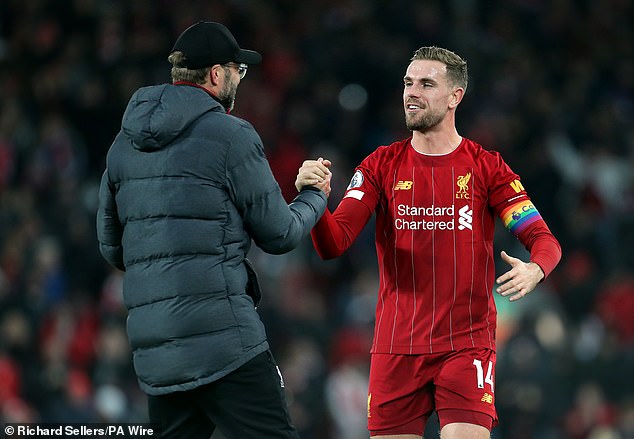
[496,251,544,301]
[295,157,332,197]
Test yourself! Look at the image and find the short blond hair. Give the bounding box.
[168,51,210,84]
[411,46,468,91]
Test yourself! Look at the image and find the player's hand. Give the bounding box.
[495,251,544,301]
[295,157,332,196]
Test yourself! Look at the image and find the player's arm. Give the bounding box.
[496,192,562,276]
[311,200,373,259]
[485,150,562,300]
[297,160,377,259]
[512,216,562,279]
[494,193,562,301]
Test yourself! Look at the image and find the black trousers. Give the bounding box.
[147,350,300,439]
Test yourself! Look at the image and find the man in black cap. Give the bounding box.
[96,21,330,438]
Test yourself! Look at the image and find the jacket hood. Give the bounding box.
[121,84,222,151]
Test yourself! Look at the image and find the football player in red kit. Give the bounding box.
[295,46,561,438]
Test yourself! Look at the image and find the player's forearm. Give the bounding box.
[311,200,371,259]
[529,233,561,279]
[311,209,347,259]
[517,222,562,278]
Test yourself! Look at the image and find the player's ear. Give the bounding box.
[449,87,464,109]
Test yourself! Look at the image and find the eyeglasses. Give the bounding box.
[224,62,248,79]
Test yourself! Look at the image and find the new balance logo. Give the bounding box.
[458,205,473,230]
[481,393,493,404]
[394,180,413,190]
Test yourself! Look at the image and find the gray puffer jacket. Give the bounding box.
[96,84,326,395]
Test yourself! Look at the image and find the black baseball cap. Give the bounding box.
[171,21,262,69]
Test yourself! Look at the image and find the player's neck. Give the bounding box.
[410,127,462,156]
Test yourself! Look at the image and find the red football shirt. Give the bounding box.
[312,137,561,354]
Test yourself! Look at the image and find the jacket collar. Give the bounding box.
[173,81,227,112]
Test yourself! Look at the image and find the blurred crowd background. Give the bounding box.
[1,0,633,438]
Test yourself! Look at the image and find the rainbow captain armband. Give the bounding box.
[501,199,542,235]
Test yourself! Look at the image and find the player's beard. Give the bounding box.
[405,107,446,132]
[218,74,238,112]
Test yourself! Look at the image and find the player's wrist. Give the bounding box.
[528,261,545,282]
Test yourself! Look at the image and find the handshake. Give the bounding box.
[295,157,332,197]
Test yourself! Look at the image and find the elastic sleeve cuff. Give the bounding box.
[530,242,562,279]
[300,185,323,193]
